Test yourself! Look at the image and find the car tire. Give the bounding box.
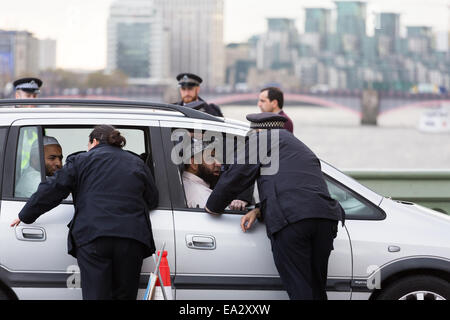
[377,275,450,300]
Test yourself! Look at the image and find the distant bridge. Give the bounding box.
[206,92,360,115]
[38,89,450,117]
[204,92,450,118]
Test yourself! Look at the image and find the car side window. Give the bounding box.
[13,126,151,200]
[171,127,253,212]
[44,127,148,166]
[325,177,385,220]
[171,128,219,210]
[14,126,42,198]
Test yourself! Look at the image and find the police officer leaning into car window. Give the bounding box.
[205,113,345,300]
[175,72,224,117]
[11,125,159,300]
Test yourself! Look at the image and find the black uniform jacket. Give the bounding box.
[176,97,224,117]
[18,143,158,258]
[206,129,344,237]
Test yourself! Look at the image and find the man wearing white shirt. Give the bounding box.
[182,139,247,210]
[183,171,215,209]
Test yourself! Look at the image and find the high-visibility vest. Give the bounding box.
[21,130,38,170]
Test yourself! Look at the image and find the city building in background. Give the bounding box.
[0,30,16,83]
[11,31,39,78]
[156,0,225,89]
[39,38,57,71]
[107,0,224,89]
[256,18,299,71]
[225,42,254,90]
[106,0,171,85]
[250,18,301,90]
[436,31,449,52]
[225,1,450,93]
[303,8,332,52]
[406,26,433,55]
[1,0,448,95]
[335,1,367,54]
[375,13,400,56]
[0,30,56,88]
[0,30,39,81]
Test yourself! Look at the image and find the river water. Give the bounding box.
[221,104,450,170]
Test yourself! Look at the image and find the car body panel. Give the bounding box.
[348,198,450,278]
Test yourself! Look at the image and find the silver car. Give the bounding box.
[0,99,449,300]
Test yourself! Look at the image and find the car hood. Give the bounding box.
[393,199,450,224]
[380,198,450,247]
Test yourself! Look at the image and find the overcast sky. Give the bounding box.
[0,0,448,70]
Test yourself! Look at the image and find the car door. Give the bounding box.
[0,118,174,300]
[159,122,352,300]
[323,164,388,300]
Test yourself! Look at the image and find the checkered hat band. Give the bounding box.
[250,121,285,129]
[15,82,39,90]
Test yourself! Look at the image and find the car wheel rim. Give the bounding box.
[399,291,445,300]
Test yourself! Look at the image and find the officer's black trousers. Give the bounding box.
[270,218,338,300]
[76,236,146,300]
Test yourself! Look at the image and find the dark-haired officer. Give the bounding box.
[205,112,344,300]
[11,125,158,300]
[175,73,223,117]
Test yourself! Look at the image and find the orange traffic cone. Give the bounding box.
[153,250,173,300]
[155,250,171,287]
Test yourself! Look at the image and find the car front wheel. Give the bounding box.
[377,275,450,300]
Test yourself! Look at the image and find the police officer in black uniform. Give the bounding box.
[205,113,345,300]
[13,77,43,99]
[11,125,158,300]
[175,73,223,117]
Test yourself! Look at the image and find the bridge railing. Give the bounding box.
[344,169,450,215]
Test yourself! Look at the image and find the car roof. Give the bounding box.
[0,98,249,130]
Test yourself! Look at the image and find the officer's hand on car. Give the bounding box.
[240,208,261,233]
[10,218,21,227]
[229,200,248,211]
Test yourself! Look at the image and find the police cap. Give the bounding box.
[13,77,43,94]
[177,73,203,88]
[246,112,287,129]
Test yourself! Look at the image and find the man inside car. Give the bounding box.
[182,137,248,210]
[16,136,63,198]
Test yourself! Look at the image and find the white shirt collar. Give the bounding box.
[182,171,210,188]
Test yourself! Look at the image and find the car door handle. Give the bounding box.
[186,234,216,250]
[15,226,46,241]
